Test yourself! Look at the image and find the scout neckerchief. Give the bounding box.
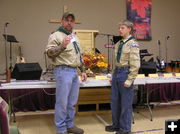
[116,36,135,63]
[57,27,84,65]
[57,27,80,54]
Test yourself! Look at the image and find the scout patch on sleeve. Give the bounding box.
[128,43,139,48]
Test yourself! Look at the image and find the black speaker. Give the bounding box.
[12,63,42,80]
[139,61,156,76]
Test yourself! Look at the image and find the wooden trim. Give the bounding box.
[76,110,111,115]
[48,19,81,24]
[77,100,110,105]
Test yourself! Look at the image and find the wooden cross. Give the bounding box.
[48,5,81,24]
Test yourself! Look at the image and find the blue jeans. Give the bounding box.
[54,65,80,133]
[111,67,134,134]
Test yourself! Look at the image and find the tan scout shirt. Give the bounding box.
[46,31,82,67]
[114,36,140,86]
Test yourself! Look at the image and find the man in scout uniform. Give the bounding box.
[106,20,140,134]
[46,12,87,134]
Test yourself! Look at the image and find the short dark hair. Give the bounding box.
[62,12,75,20]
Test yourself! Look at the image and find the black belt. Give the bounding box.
[115,66,129,69]
[57,65,77,69]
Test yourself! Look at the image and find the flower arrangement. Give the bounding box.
[83,52,108,74]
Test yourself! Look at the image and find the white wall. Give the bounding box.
[0,0,180,73]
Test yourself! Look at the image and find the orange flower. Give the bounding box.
[83,52,108,73]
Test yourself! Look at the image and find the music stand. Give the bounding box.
[3,34,19,71]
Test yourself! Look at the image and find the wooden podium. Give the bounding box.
[75,30,99,52]
[76,87,111,115]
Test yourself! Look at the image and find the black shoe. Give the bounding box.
[105,125,119,132]
[67,126,84,134]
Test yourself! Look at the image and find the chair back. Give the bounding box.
[0,97,9,134]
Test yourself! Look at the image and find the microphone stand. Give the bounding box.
[110,39,115,71]
[98,33,114,73]
[43,51,48,75]
[107,34,110,73]
[165,36,170,64]
[157,40,161,60]
[4,23,11,82]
